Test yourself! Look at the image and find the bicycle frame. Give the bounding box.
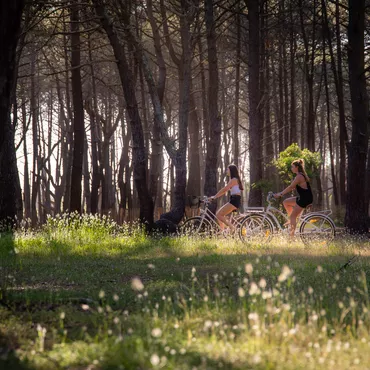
[198,198,244,232]
[244,192,333,234]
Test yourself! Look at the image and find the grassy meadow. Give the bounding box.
[0,214,370,370]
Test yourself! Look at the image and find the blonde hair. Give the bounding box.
[292,158,309,182]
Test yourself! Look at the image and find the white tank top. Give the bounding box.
[230,179,241,195]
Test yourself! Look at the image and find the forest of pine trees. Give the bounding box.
[0,0,369,233]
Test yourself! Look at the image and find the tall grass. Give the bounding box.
[0,214,369,369]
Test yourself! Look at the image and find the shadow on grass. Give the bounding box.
[0,232,34,370]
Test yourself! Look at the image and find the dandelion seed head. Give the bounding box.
[245,263,253,275]
[248,312,259,321]
[278,265,292,282]
[249,282,260,295]
[259,278,267,289]
[238,287,245,297]
[151,327,162,338]
[131,277,144,291]
[60,312,65,320]
[99,290,105,299]
[150,354,160,366]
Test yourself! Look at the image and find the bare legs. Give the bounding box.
[216,203,237,231]
[282,197,296,218]
[289,204,304,236]
[282,197,303,236]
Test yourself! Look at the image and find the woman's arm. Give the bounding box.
[275,175,302,198]
[211,178,238,200]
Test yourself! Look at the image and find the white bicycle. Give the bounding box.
[239,191,336,246]
[181,196,246,237]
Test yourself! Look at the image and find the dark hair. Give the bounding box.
[291,158,310,182]
[228,164,244,190]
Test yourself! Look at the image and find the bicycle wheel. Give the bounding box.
[299,214,336,247]
[239,214,274,245]
[180,217,212,237]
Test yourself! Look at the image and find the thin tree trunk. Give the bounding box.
[247,0,263,206]
[21,93,31,220]
[289,0,297,144]
[83,133,91,213]
[30,54,40,225]
[187,87,201,197]
[345,0,369,233]
[203,0,221,207]
[322,7,339,206]
[322,0,347,205]
[234,10,241,166]
[70,0,85,213]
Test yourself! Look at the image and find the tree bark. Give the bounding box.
[94,0,154,225]
[247,0,263,206]
[70,0,85,213]
[203,0,221,207]
[234,10,241,166]
[289,0,297,144]
[321,3,339,206]
[0,0,25,227]
[345,0,369,234]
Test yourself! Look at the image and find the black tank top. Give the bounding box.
[296,174,313,203]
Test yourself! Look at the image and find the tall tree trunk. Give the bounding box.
[345,0,369,234]
[30,54,40,225]
[234,10,241,166]
[147,0,165,209]
[278,45,284,152]
[289,1,297,144]
[94,1,154,225]
[262,0,274,179]
[187,88,201,197]
[247,0,262,206]
[299,0,316,151]
[203,0,221,207]
[0,1,25,227]
[21,94,31,220]
[321,3,339,206]
[83,133,91,213]
[118,119,131,224]
[70,0,85,213]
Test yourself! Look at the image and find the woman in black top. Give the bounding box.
[274,159,313,237]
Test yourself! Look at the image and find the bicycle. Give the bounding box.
[180,196,246,237]
[239,191,336,246]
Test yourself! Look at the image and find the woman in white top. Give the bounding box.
[210,164,243,231]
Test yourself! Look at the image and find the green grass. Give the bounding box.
[1,215,370,369]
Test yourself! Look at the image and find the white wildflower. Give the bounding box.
[150,354,160,366]
[151,328,162,338]
[131,277,144,291]
[278,265,292,282]
[245,263,253,275]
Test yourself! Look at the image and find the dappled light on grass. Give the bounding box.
[0,216,370,369]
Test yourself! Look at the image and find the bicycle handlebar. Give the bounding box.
[199,196,215,205]
[267,191,275,204]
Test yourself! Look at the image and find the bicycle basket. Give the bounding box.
[188,195,201,209]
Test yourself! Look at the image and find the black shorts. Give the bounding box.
[296,196,312,208]
[229,195,241,209]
